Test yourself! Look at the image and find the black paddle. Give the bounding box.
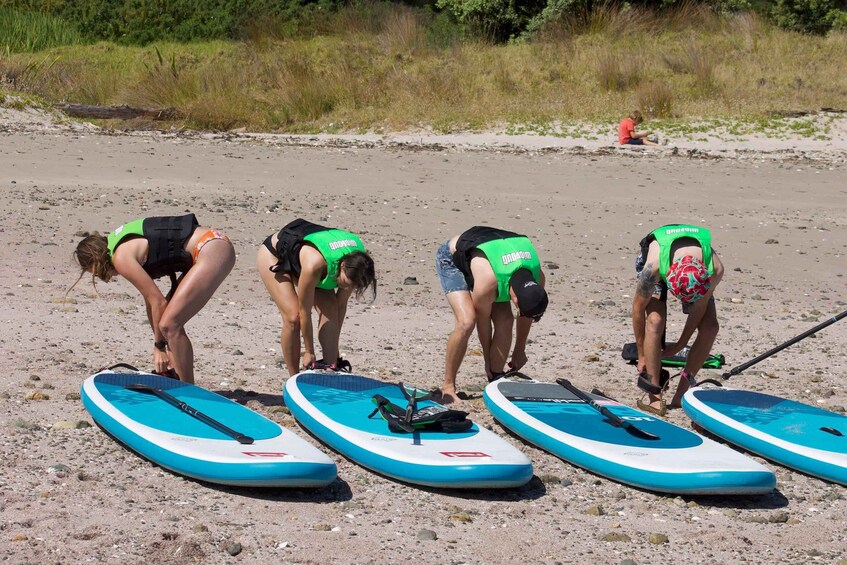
[556,378,660,441]
[124,383,254,445]
[722,308,847,381]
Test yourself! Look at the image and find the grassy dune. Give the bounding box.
[1,5,846,135]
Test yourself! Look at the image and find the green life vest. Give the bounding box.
[303,229,366,290]
[476,237,542,302]
[105,214,198,280]
[107,218,145,259]
[651,224,714,282]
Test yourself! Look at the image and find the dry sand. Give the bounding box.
[1,108,846,564]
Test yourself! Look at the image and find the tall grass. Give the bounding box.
[0,8,82,53]
[1,3,845,133]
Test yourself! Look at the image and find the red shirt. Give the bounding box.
[619,117,635,145]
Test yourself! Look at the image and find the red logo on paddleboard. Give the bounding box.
[440,451,490,458]
[242,452,288,458]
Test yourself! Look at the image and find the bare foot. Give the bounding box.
[438,388,464,406]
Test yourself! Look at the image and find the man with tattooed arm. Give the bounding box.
[631,224,724,416]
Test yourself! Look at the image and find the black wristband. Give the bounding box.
[154,340,168,352]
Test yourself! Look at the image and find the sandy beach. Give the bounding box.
[1,107,846,564]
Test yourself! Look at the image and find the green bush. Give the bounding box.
[435,0,547,42]
[0,0,345,44]
[0,7,82,52]
[771,0,847,33]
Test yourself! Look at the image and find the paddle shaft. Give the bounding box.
[722,309,847,380]
[556,379,659,440]
[125,384,254,444]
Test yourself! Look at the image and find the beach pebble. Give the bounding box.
[648,533,669,545]
[25,390,49,401]
[769,511,790,523]
[601,532,631,542]
[312,524,332,531]
[450,513,472,523]
[52,420,91,430]
[765,239,779,244]
[620,560,638,565]
[417,529,438,541]
[65,392,81,401]
[48,464,71,475]
[403,277,419,285]
[232,349,244,356]
[559,479,573,487]
[585,505,605,516]
[582,354,600,362]
[226,542,242,556]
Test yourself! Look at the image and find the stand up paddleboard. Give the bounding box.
[683,387,847,486]
[82,367,336,487]
[484,376,775,494]
[283,371,533,488]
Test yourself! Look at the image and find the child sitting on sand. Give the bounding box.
[619,110,658,146]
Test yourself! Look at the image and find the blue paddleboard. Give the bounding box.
[485,379,775,494]
[683,387,847,485]
[283,371,534,488]
[82,368,336,487]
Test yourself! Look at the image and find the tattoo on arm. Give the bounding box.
[636,263,658,298]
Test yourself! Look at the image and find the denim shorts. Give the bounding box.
[625,138,644,146]
[436,241,469,294]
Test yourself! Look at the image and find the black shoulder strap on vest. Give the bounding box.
[270,218,328,274]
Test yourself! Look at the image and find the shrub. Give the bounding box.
[595,52,642,91]
[436,0,547,42]
[636,80,674,118]
[663,42,718,89]
[771,0,847,34]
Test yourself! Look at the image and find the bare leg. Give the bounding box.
[644,298,667,410]
[160,239,235,384]
[258,246,301,376]
[488,302,514,374]
[670,300,719,407]
[313,289,341,363]
[442,290,475,404]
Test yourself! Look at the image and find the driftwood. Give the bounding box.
[55,103,181,120]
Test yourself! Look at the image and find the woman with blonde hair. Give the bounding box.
[71,213,235,383]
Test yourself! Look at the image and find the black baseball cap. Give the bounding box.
[510,269,548,321]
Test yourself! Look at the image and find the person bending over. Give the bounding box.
[258,219,376,376]
[436,226,548,404]
[632,224,724,416]
[72,213,235,383]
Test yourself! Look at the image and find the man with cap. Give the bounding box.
[631,224,724,415]
[436,226,549,404]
